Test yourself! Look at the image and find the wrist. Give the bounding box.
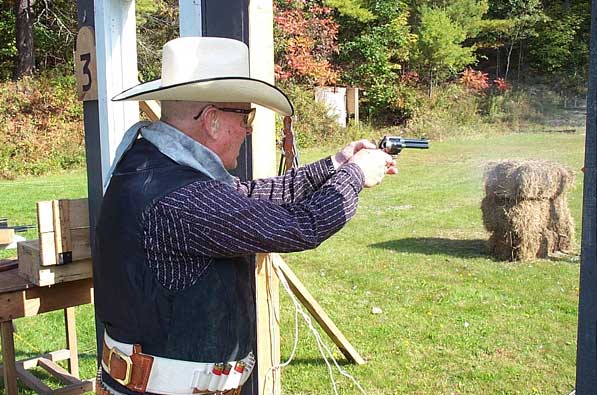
[331,153,343,170]
[326,156,338,175]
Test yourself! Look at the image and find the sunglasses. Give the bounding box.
[193,106,256,128]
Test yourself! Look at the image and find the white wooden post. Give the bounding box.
[250,2,281,394]
[179,0,202,37]
[250,0,277,179]
[94,0,139,188]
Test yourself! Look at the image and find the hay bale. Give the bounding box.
[484,160,575,201]
[549,196,575,252]
[482,160,575,261]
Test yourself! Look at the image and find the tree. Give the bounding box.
[14,0,35,79]
[274,0,339,85]
[483,0,545,80]
[413,5,476,96]
[528,0,590,82]
[337,0,415,121]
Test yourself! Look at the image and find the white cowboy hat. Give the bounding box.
[112,37,294,116]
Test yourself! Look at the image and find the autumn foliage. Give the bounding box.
[274,0,339,86]
[459,68,490,92]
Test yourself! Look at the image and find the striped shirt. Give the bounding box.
[142,158,364,291]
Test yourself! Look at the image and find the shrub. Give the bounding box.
[0,73,84,179]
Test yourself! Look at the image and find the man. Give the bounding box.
[94,37,396,395]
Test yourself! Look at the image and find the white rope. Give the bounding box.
[263,257,367,395]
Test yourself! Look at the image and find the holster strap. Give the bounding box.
[102,339,153,393]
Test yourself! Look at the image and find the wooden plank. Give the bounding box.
[272,254,366,365]
[38,358,79,385]
[37,201,55,233]
[49,381,95,395]
[15,363,53,394]
[58,200,73,259]
[1,320,18,395]
[53,200,66,260]
[19,350,72,370]
[19,250,93,287]
[66,199,89,229]
[255,253,280,395]
[39,231,57,266]
[0,278,94,321]
[139,100,161,121]
[64,307,79,378]
[0,267,33,293]
[0,228,15,245]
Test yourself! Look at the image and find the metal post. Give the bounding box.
[575,1,597,393]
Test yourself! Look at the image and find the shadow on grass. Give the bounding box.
[370,237,490,259]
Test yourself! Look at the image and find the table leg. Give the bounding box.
[1,320,18,395]
[64,307,79,378]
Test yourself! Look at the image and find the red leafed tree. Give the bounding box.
[274,0,339,86]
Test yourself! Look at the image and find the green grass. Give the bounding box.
[0,131,585,394]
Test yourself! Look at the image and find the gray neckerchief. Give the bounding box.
[105,120,234,190]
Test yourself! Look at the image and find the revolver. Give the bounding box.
[378,136,429,156]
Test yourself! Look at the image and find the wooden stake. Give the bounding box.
[271,254,366,365]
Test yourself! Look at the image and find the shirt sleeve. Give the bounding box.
[233,157,336,204]
[144,163,365,258]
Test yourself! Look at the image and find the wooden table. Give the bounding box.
[0,265,95,395]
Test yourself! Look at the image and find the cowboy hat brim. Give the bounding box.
[112,77,294,116]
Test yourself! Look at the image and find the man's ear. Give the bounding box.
[201,107,219,139]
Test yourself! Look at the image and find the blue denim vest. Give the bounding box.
[95,138,255,394]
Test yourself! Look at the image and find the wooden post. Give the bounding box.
[249,2,281,393]
[346,88,359,125]
[64,307,79,378]
[1,320,18,395]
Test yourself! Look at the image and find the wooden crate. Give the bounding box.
[17,240,92,287]
[36,199,90,266]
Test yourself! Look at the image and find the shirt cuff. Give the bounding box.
[338,163,365,190]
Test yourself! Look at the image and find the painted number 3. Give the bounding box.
[80,53,92,91]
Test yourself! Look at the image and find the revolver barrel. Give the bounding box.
[379,136,429,155]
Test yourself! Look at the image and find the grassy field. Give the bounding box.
[0,130,586,394]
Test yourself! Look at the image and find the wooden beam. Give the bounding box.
[15,364,53,394]
[271,254,366,365]
[0,278,93,321]
[37,358,80,385]
[139,100,161,122]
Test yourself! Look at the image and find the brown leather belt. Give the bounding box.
[102,340,154,393]
[100,340,244,395]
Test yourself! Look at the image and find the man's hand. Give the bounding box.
[332,139,377,169]
[348,149,398,187]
